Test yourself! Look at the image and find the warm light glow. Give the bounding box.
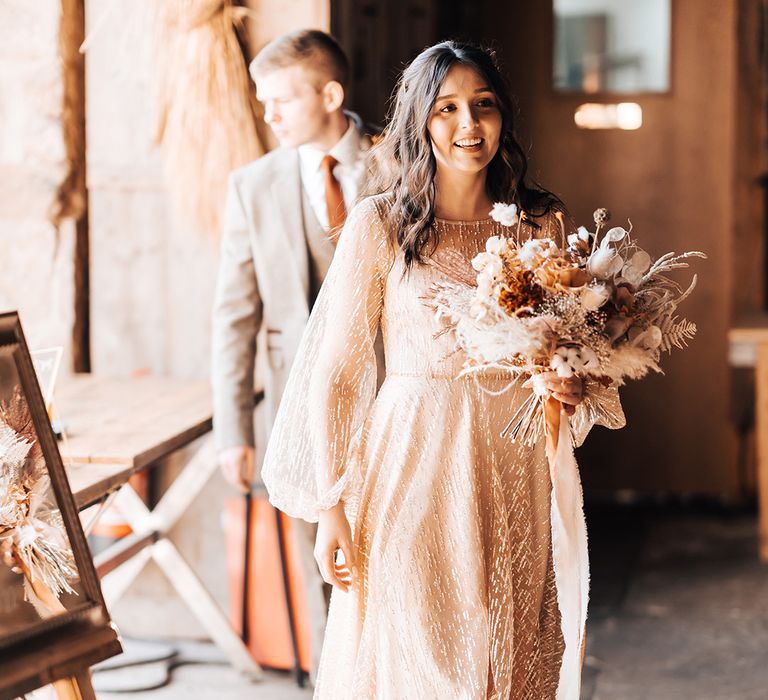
[574,103,643,130]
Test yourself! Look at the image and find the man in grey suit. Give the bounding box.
[211,29,372,680]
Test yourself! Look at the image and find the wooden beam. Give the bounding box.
[756,343,768,561]
[57,0,90,372]
[94,530,159,578]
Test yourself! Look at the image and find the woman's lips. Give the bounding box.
[454,137,484,152]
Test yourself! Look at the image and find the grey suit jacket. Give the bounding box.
[212,131,372,452]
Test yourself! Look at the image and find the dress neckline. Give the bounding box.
[434,216,494,225]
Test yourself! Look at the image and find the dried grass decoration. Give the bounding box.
[0,388,78,618]
[154,0,264,234]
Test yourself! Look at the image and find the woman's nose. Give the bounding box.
[459,104,480,129]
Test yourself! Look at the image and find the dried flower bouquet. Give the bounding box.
[426,204,706,445]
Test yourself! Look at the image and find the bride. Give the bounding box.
[261,40,623,699]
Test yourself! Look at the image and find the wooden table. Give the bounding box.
[729,315,768,561]
[57,375,262,679]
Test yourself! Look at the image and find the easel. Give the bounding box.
[0,618,120,700]
[13,559,100,700]
[0,315,122,700]
[51,672,96,700]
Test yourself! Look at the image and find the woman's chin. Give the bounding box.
[450,157,492,175]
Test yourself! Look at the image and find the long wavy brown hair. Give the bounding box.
[366,41,562,268]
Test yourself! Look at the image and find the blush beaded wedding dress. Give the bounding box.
[261,195,624,699]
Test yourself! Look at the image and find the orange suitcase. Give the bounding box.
[224,492,312,680]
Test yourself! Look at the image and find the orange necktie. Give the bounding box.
[321,154,347,241]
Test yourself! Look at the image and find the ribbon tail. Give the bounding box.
[544,398,589,700]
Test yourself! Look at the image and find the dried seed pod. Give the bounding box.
[593,208,611,226]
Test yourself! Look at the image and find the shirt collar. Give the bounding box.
[298,117,361,173]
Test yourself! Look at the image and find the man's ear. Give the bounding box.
[322,80,345,113]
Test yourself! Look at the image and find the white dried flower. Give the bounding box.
[550,345,599,377]
[518,238,556,268]
[486,258,504,280]
[567,226,592,247]
[580,283,610,311]
[587,246,623,280]
[476,272,495,296]
[578,346,600,372]
[490,202,519,227]
[628,324,662,350]
[471,251,497,272]
[485,235,507,255]
[470,300,488,321]
[620,250,652,288]
[550,352,573,378]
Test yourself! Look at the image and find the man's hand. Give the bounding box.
[218,446,255,493]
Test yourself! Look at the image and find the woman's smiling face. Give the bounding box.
[427,64,502,177]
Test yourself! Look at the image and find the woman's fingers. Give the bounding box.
[315,546,342,590]
[551,390,580,405]
[324,549,349,592]
[315,546,357,592]
[540,376,582,400]
[340,539,357,577]
[334,564,352,585]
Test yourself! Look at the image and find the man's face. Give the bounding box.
[255,64,331,149]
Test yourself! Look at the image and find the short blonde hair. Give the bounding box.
[250,29,349,88]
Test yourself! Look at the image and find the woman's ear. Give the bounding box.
[322,80,345,113]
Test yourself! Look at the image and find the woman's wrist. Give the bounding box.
[318,501,346,519]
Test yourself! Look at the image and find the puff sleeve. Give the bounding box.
[261,197,390,522]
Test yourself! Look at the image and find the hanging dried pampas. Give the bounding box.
[154,1,265,235]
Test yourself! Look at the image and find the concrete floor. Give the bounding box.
[91,502,768,699]
[582,502,768,700]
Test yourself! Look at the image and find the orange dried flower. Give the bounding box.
[498,269,544,317]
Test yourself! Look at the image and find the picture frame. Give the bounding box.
[0,312,121,699]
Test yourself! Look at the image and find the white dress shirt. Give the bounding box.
[297,118,364,231]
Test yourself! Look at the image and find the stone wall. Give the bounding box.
[0,2,76,364]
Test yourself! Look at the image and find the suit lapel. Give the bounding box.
[269,152,310,316]
[261,129,371,322]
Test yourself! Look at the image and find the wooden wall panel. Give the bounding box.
[487,0,742,494]
[287,1,758,495]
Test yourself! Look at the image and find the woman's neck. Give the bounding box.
[433,168,493,221]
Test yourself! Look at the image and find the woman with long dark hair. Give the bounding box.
[262,41,621,698]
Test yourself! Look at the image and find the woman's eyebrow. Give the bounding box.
[435,87,494,100]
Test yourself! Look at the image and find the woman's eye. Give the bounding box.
[477,98,495,108]
[439,104,456,113]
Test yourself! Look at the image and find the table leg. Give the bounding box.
[52,671,95,700]
[91,435,263,678]
[151,539,262,679]
[151,437,218,530]
[107,437,218,535]
[101,547,153,609]
[756,344,768,561]
[73,671,96,700]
